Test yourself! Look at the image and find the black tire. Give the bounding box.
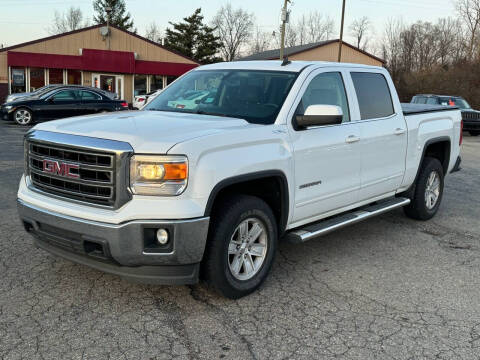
[469,131,480,136]
[404,157,444,221]
[13,108,33,126]
[202,195,278,299]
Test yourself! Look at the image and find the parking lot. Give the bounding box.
[0,121,479,360]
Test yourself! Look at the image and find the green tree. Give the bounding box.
[165,8,222,64]
[93,0,134,31]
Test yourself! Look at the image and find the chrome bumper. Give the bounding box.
[17,199,210,285]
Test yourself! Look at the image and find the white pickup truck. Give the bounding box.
[17,61,462,299]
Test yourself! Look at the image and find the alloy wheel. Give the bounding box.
[14,109,32,125]
[424,170,441,209]
[227,218,268,281]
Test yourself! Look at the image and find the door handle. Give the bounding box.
[394,128,406,135]
[345,135,360,143]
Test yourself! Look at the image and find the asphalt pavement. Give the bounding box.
[1,121,479,359]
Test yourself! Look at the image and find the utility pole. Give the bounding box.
[279,0,290,61]
[338,0,346,62]
[106,6,112,50]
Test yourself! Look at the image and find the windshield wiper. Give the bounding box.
[143,108,245,120]
[194,110,245,120]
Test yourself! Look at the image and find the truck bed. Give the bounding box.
[402,103,459,116]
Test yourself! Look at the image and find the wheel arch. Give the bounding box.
[421,136,451,175]
[204,170,290,236]
[402,136,451,199]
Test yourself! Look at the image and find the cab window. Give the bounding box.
[296,72,350,123]
[351,72,394,120]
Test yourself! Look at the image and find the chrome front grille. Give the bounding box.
[25,130,133,208]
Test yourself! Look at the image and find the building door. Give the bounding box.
[92,73,124,99]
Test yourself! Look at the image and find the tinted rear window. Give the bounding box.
[351,72,394,120]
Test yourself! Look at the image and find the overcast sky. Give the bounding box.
[0,0,457,51]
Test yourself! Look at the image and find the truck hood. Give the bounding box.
[33,110,250,153]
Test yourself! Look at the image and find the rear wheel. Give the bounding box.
[469,131,480,136]
[202,195,278,299]
[13,108,33,126]
[404,157,444,220]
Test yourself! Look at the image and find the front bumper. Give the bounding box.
[17,199,210,285]
[463,120,480,131]
[1,106,11,121]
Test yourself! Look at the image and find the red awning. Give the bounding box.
[135,60,197,76]
[81,49,135,73]
[7,49,198,76]
[7,52,82,69]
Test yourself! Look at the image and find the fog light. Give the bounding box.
[156,229,169,245]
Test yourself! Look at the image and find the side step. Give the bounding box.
[285,197,410,244]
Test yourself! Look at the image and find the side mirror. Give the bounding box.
[47,97,55,103]
[295,105,343,128]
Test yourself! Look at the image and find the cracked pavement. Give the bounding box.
[0,121,479,359]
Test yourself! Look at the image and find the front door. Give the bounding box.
[40,89,80,120]
[349,71,407,201]
[289,69,361,226]
[92,74,124,99]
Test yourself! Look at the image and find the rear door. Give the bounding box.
[80,90,105,115]
[289,67,362,225]
[349,71,407,201]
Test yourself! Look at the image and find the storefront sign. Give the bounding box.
[12,69,25,86]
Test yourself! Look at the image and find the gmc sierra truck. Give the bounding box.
[17,61,462,299]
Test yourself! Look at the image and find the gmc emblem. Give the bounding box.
[42,159,80,179]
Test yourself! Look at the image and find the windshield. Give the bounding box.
[144,70,298,124]
[439,97,471,109]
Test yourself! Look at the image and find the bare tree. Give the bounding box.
[249,27,273,55]
[48,7,89,35]
[349,16,371,50]
[212,4,255,61]
[382,18,405,80]
[145,22,163,43]
[284,12,335,47]
[305,12,335,43]
[455,0,480,60]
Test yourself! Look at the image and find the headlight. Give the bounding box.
[130,155,188,196]
[4,105,13,110]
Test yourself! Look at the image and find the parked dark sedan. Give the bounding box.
[1,86,128,125]
[411,94,480,136]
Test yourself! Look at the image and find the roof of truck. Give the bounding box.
[414,94,464,99]
[196,60,384,73]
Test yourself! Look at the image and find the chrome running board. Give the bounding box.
[285,197,411,244]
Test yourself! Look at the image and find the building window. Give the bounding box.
[150,75,164,92]
[49,68,64,84]
[134,74,147,96]
[29,68,45,91]
[11,68,26,93]
[167,76,178,85]
[67,70,82,85]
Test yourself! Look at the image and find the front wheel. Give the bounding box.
[13,108,33,126]
[404,157,444,220]
[202,195,278,299]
